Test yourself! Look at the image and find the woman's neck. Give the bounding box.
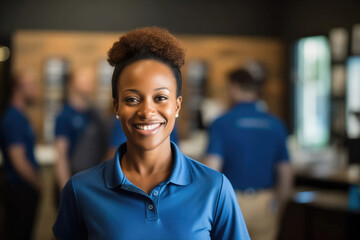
[122,139,173,177]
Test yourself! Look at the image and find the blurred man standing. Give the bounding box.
[55,68,108,192]
[205,69,293,240]
[0,72,41,240]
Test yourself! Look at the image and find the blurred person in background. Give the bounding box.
[205,68,293,240]
[0,71,41,240]
[54,67,108,193]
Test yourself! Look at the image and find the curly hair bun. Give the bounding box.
[107,26,185,68]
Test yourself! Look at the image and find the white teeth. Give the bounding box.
[135,123,160,130]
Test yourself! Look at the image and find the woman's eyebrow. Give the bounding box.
[122,89,139,93]
[154,87,170,92]
[122,87,170,94]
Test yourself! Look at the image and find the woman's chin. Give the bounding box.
[128,136,169,151]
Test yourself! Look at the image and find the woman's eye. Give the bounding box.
[155,96,168,102]
[124,97,139,104]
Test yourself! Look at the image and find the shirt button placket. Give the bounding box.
[146,201,157,221]
[146,188,160,221]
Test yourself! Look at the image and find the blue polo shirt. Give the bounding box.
[207,102,289,191]
[0,105,39,184]
[55,104,90,157]
[53,142,249,240]
[109,119,179,147]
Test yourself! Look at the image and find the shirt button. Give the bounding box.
[153,190,158,196]
[148,204,154,210]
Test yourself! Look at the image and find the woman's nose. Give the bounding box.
[137,100,156,119]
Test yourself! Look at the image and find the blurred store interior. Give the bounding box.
[1,0,360,239]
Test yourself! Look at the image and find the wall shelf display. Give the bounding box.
[329,28,349,62]
[294,36,331,149]
[328,27,353,140]
[96,59,114,112]
[185,60,208,132]
[44,58,68,88]
[43,58,69,143]
[330,64,347,137]
[331,64,346,97]
[351,24,360,55]
[331,101,346,136]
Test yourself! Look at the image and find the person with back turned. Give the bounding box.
[54,68,108,193]
[205,68,293,240]
[0,72,41,240]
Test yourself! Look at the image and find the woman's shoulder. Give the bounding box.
[71,160,109,187]
[183,155,224,184]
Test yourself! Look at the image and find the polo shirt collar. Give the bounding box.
[104,144,126,189]
[234,101,258,110]
[168,142,192,186]
[104,142,192,189]
[9,105,26,119]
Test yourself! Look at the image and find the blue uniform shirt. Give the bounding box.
[109,119,179,147]
[207,102,289,191]
[55,104,90,157]
[0,105,39,184]
[53,142,250,240]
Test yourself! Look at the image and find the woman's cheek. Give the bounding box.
[119,104,134,116]
[162,103,176,120]
[118,107,134,128]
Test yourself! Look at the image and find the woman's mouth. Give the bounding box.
[133,122,164,135]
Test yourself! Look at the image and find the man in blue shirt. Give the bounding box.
[53,142,250,239]
[205,69,293,240]
[55,68,108,192]
[0,72,41,240]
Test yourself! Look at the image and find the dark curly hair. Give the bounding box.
[228,68,258,91]
[108,27,185,100]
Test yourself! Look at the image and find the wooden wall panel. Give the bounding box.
[12,30,285,141]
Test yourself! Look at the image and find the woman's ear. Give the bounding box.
[175,96,182,117]
[113,99,119,115]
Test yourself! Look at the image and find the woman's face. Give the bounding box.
[114,59,182,151]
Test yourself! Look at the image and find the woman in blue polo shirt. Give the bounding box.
[53,27,249,240]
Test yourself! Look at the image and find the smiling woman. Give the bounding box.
[116,59,181,152]
[53,27,250,240]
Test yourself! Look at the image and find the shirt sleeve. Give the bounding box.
[211,174,250,240]
[55,114,71,139]
[206,120,224,157]
[2,118,25,146]
[109,119,127,148]
[53,178,87,240]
